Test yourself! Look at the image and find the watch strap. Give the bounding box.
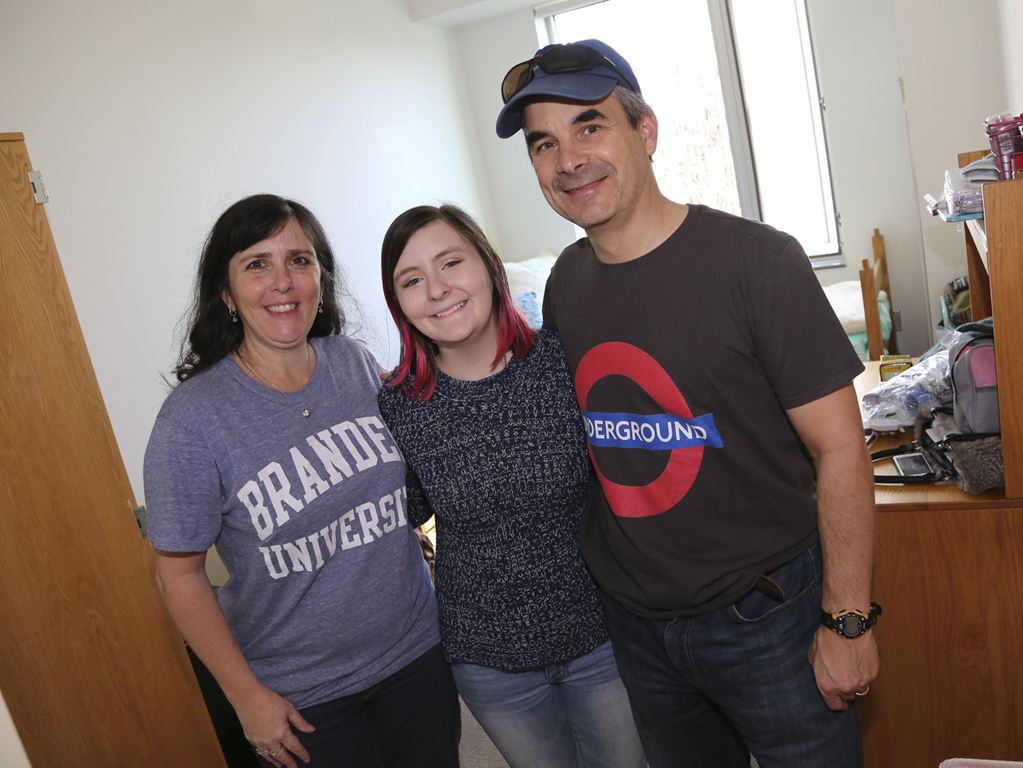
[821,602,882,638]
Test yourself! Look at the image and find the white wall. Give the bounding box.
[1,0,489,503]
[805,0,929,354]
[1000,0,1023,108]
[455,8,579,261]
[0,693,31,768]
[892,0,1008,337]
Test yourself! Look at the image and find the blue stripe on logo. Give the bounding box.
[581,411,724,450]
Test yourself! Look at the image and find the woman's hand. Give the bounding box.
[238,684,315,767]
[152,551,315,766]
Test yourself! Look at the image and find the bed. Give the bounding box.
[505,252,558,329]
[822,228,897,362]
[505,229,896,363]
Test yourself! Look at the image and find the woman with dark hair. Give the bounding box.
[377,204,644,768]
[144,194,460,768]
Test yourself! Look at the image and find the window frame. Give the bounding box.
[534,0,843,267]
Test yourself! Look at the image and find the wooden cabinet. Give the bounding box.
[958,150,1023,498]
[862,493,1023,767]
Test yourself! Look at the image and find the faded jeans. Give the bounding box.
[452,640,646,768]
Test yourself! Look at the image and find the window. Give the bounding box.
[538,0,841,265]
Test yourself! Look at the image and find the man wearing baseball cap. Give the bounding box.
[497,39,879,768]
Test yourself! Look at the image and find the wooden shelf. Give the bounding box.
[965,216,988,271]
[957,152,1022,499]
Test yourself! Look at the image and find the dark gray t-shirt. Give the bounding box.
[543,205,863,619]
[144,335,440,708]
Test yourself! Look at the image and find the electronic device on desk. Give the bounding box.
[893,452,933,476]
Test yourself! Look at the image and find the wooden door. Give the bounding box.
[0,133,226,767]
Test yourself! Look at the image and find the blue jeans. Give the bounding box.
[257,644,461,768]
[452,640,646,768]
[600,542,863,768]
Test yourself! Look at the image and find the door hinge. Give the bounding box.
[133,505,148,537]
[28,170,49,204]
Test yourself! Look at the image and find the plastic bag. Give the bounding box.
[943,167,985,216]
[861,354,951,430]
[860,326,989,431]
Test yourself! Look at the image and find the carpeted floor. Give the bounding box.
[459,698,509,767]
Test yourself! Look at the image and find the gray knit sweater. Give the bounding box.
[377,331,608,671]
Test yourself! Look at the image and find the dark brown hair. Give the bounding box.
[175,194,349,382]
[380,204,537,400]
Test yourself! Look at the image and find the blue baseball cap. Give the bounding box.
[495,39,641,139]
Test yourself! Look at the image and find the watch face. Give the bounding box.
[840,615,865,637]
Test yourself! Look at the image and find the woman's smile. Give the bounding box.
[394,219,499,359]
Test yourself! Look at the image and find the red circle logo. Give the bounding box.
[576,342,704,517]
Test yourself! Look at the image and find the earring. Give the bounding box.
[229,308,238,323]
[318,297,324,314]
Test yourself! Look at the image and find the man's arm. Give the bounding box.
[786,381,879,711]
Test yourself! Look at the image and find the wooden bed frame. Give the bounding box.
[860,228,897,360]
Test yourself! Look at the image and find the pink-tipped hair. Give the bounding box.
[381,204,539,401]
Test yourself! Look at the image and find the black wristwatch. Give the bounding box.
[820,602,882,639]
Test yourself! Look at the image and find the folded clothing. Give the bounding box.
[961,154,999,183]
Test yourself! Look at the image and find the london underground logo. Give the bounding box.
[582,411,720,450]
[575,342,723,518]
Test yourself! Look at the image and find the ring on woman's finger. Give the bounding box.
[855,686,870,696]
[267,744,284,758]
[255,747,271,756]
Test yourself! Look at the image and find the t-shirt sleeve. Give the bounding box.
[347,338,386,390]
[751,238,865,410]
[143,407,224,552]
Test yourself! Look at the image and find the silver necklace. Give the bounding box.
[237,351,312,419]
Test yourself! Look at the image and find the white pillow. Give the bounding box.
[502,253,558,309]
[821,280,867,334]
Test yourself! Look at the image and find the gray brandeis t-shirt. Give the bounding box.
[144,335,439,709]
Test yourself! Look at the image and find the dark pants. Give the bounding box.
[600,542,863,768]
[257,644,461,768]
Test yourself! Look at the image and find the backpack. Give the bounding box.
[948,328,999,434]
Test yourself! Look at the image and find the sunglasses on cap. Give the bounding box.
[500,44,639,104]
